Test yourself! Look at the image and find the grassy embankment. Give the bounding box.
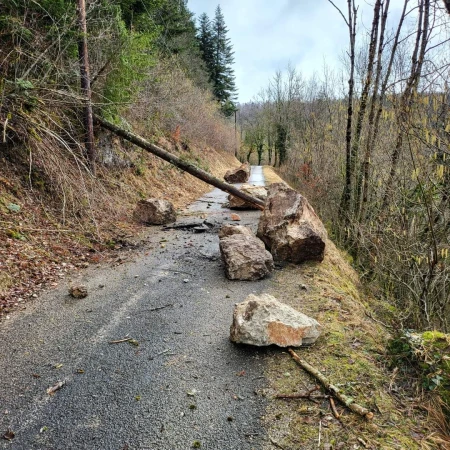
[261,166,448,449]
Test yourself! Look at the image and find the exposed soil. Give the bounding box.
[0,139,240,319]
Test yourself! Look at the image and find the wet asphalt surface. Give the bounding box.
[0,167,276,450]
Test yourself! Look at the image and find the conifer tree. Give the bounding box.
[212,5,237,115]
[198,13,214,78]
[197,6,237,116]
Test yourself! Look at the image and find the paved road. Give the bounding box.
[0,167,274,450]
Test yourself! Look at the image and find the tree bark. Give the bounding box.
[352,0,382,218]
[329,0,357,219]
[77,0,95,173]
[94,115,265,209]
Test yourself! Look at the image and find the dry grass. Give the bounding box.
[0,134,240,317]
[263,166,289,186]
[260,168,447,449]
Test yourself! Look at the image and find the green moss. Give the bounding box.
[263,243,433,449]
[388,330,450,417]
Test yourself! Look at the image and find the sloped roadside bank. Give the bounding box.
[260,168,447,449]
[0,140,240,320]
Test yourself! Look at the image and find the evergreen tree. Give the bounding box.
[154,0,198,55]
[212,6,237,115]
[197,13,214,79]
[197,6,237,116]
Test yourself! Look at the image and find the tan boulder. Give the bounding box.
[133,198,176,225]
[218,224,254,239]
[228,184,268,209]
[257,183,327,263]
[219,227,273,281]
[230,293,322,347]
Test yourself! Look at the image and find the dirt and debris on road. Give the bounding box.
[0,166,274,450]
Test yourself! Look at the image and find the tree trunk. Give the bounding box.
[352,0,382,217]
[94,115,265,209]
[77,0,95,173]
[382,0,430,210]
[331,0,357,219]
[359,0,408,222]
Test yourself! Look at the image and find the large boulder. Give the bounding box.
[228,184,268,210]
[224,163,251,183]
[230,293,321,347]
[133,198,176,225]
[219,226,273,281]
[257,183,327,263]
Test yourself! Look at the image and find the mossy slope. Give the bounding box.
[261,168,444,449]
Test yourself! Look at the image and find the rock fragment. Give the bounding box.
[257,183,327,263]
[230,293,321,347]
[69,285,88,299]
[133,198,176,225]
[219,226,273,281]
[224,163,251,183]
[218,224,253,239]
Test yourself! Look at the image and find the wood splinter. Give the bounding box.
[288,348,374,420]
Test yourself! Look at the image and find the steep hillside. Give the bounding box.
[0,139,240,318]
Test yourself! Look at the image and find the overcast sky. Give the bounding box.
[187,0,408,103]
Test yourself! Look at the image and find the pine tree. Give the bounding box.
[197,6,237,116]
[197,13,214,79]
[212,5,237,115]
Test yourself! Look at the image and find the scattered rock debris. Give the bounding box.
[69,285,88,299]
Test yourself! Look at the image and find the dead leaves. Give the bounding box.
[2,429,15,441]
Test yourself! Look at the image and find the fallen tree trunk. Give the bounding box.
[94,115,265,210]
[288,348,374,420]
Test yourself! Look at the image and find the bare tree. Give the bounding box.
[328,0,358,219]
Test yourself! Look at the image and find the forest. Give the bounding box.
[239,0,450,334]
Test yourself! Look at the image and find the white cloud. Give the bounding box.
[188,0,414,102]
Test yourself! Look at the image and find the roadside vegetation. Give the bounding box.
[242,0,450,437]
[0,0,239,313]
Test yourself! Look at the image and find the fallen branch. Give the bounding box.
[275,393,329,399]
[47,380,66,395]
[288,349,374,420]
[109,338,132,344]
[148,304,173,312]
[275,386,327,402]
[330,397,340,419]
[94,115,265,210]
